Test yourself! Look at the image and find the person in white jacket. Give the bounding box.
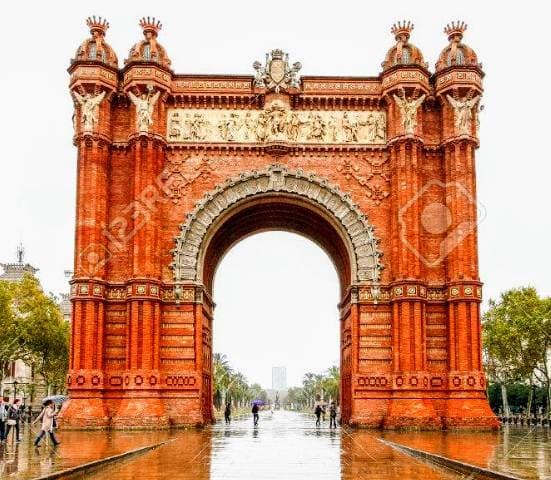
[33,400,60,447]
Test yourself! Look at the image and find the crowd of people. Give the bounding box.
[0,397,60,447]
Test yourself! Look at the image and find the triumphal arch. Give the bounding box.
[62,17,498,429]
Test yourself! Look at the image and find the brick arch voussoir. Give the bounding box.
[171,164,383,284]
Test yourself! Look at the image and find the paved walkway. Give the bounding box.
[2,411,549,479]
[84,411,459,480]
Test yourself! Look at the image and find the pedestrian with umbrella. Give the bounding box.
[251,400,260,426]
[33,396,64,447]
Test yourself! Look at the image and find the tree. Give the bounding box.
[13,275,69,394]
[483,287,549,415]
[213,353,232,410]
[0,275,69,397]
[322,366,340,403]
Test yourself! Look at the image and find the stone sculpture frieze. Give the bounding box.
[167,104,386,144]
[171,165,384,284]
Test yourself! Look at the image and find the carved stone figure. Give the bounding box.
[266,102,288,140]
[327,116,338,142]
[252,49,302,93]
[374,114,386,142]
[255,112,269,142]
[307,113,326,141]
[242,112,255,140]
[218,113,241,141]
[289,62,302,89]
[393,93,426,135]
[342,112,358,142]
[190,113,208,141]
[446,94,480,135]
[128,87,161,132]
[252,60,266,88]
[286,112,302,141]
[72,90,106,131]
[168,111,181,139]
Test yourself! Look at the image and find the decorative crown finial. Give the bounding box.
[391,20,414,40]
[86,16,109,36]
[445,21,467,40]
[140,17,162,36]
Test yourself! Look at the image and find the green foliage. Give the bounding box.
[212,353,267,409]
[483,286,551,414]
[0,275,69,394]
[287,366,340,408]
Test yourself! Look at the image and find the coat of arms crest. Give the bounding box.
[253,49,302,93]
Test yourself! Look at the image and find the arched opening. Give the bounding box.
[170,166,383,425]
[201,195,353,297]
[212,231,340,412]
[201,195,352,416]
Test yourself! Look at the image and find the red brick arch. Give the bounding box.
[61,23,498,429]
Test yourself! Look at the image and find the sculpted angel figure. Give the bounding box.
[393,93,426,135]
[128,87,161,132]
[72,90,106,131]
[446,94,480,135]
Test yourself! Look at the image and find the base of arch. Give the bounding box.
[348,396,498,430]
[60,395,209,429]
[58,397,110,429]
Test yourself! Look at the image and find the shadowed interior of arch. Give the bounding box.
[200,195,353,298]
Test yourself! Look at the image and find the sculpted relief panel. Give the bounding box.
[167,104,386,145]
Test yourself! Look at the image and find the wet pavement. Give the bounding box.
[80,411,459,480]
[383,427,551,479]
[0,424,171,479]
[1,411,550,479]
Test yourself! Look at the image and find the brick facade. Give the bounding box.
[60,17,498,429]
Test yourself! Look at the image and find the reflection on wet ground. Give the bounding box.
[0,426,172,479]
[1,411,550,479]
[86,411,458,480]
[384,427,551,480]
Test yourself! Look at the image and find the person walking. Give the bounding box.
[314,404,322,427]
[252,403,259,426]
[33,400,60,447]
[6,398,22,442]
[0,397,10,443]
[224,402,232,424]
[329,402,337,429]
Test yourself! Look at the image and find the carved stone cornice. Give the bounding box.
[434,65,484,96]
[381,65,431,96]
[446,281,482,302]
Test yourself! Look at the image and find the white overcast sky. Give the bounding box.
[1,0,550,388]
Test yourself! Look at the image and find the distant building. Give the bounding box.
[0,244,38,281]
[272,366,287,390]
